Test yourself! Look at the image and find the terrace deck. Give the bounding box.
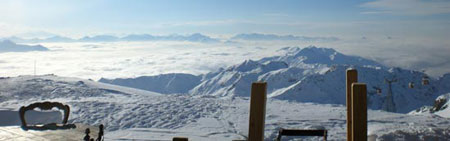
[0,124,99,141]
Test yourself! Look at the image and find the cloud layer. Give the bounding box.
[0,41,289,80]
[0,36,449,80]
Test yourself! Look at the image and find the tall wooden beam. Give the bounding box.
[248,82,267,141]
[346,69,357,141]
[351,83,367,141]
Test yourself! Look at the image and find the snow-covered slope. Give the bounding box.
[409,74,450,116]
[100,46,449,113]
[189,60,289,97]
[1,75,450,140]
[432,93,450,117]
[189,46,445,113]
[269,65,442,113]
[409,93,450,118]
[0,75,159,103]
[191,63,440,113]
[190,46,384,99]
[99,73,201,94]
[259,46,384,68]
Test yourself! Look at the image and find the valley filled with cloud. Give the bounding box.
[1,33,449,80]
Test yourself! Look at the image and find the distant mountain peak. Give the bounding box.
[3,33,220,43]
[230,33,338,42]
[278,46,335,55]
[79,35,119,42]
[261,46,386,68]
[298,46,335,53]
[229,59,260,72]
[0,40,49,52]
[1,39,15,45]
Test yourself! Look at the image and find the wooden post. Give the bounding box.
[248,82,267,141]
[351,83,367,141]
[346,69,357,141]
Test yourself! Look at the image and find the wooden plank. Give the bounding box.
[351,83,367,141]
[173,137,188,141]
[346,69,357,141]
[248,82,267,141]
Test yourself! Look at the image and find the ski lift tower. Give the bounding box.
[382,78,397,112]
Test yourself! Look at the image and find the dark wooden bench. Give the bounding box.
[276,128,327,141]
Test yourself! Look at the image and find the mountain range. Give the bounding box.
[231,33,339,42]
[1,46,450,140]
[2,33,339,43]
[1,33,220,43]
[100,46,450,113]
[0,40,49,53]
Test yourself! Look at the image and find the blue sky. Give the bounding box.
[0,0,449,38]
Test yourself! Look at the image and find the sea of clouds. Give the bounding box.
[0,36,449,80]
[0,41,289,80]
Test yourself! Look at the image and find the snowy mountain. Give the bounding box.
[99,73,202,94]
[100,46,449,113]
[409,93,450,118]
[1,36,27,43]
[121,34,155,41]
[79,35,120,42]
[190,60,289,97]
[230,33,339,42]
[268,65,442,113]
[429,93,450,117]
[1,36,74,43]
[0,40,49,52]
[190,61,442,113]
[41,36,75,42]
[259,46,385,68]
[190,46,450,113]
[147,33,219,43]
[2,33,220,43]
[1,75,450,140]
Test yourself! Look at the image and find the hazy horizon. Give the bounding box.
[0,0,449,78]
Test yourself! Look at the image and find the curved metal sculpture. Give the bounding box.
[19,101,70,128]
